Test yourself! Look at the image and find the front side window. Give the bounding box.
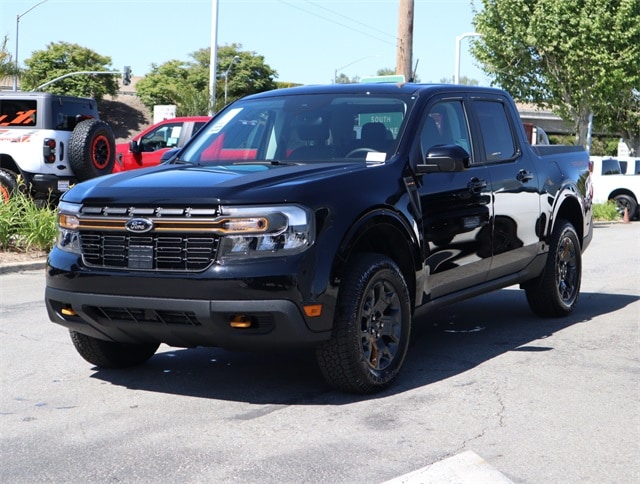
[139,123,183,152]
[180,93,413,164]
[420,100,472,159]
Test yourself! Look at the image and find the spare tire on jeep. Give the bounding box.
[69,119,116,181]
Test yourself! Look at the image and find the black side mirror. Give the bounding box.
[417,144,469,174]
[129,139,141,154]
[160,148,180,163]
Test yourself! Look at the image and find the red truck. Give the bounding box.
[113,116,210,173]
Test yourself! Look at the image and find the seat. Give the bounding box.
[421,117,443,154]
[288,122,332,160]
[360,122,391,152]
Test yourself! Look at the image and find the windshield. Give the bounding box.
[180,92,412,164]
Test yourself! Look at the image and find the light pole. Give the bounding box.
[13,0,49,91]
[454,32,482,84]
[224,56,240,105]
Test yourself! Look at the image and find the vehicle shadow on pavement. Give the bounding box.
[90,287,638,404]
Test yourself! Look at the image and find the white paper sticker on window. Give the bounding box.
[366,152,386,163]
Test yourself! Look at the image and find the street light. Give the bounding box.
[13,0,49,91]
[224,56,240,105]
[454,32,482,84]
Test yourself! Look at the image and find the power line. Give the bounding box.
[302,0,397,42]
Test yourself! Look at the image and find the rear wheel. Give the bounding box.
[613,194,637,221]
[0,169,18,202]
[69,119,116,181]
[525,220,582,317]
[70,331,159,368]
[315,253,411,393]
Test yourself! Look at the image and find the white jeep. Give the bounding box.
[0,91,115,202]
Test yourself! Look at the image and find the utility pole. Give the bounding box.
[396,0,414,81]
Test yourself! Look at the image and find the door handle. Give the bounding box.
[467,177,488,194]
[517,169,533,183]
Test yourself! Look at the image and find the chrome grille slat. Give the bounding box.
[77,205,221,272]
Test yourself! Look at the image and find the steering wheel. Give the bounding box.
[345,147,377,159]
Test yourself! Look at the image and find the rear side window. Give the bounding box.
[475,100,517,162]
[0,100,37,127]
[52,99,96,131]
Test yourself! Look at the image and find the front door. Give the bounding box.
[416,98,493,300]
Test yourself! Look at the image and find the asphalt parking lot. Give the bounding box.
[1,221,638,483]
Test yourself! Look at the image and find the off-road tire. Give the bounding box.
[69,119,115,181]
[70,331,159,368]
[524,220,582,317]
[315,253,411,394]
[0,169,18,202]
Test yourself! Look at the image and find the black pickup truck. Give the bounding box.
[45,83,593,393]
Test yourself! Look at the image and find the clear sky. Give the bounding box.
[1,0,490,87]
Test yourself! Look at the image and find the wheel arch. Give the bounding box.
[607,188,638,203]
[0,154,21,175]
[552,195,585,248]
[333,208,420,311]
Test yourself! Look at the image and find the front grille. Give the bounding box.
[80,232,218,271]
[88,306,201,326]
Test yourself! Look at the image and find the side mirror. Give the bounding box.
[129,139,141,154]
[417,144,469,174]
[160,148,180,163]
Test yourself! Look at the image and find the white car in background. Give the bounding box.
[590,156,640,219]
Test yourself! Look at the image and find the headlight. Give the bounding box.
[56,202,82,254]
[217,205,315,262]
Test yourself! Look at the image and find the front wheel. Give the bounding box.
[315,253,411,393]
[70,331,159,368]
[524,220,582,317]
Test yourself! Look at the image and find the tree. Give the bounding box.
[135,44,278,114]
[0,35,17,80]
[20,42,118,101]
[439,76,479,86]
[472,0,640,153]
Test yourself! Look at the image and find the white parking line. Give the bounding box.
[384,451,514,484]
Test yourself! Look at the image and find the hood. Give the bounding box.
[62,161,370,205]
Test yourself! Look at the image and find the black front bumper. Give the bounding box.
[45,249,334,350]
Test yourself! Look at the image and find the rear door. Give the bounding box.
[470,96,541,279]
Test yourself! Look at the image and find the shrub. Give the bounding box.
[592,201,621,221]
[0,189,57,252]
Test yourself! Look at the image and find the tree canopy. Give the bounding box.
[0,36,17,81]
[20,42,118,101]
[135,43,278,115]
[472,0,640,153]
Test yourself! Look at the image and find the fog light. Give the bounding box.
[61,306,77,316]
[229,315,252,328]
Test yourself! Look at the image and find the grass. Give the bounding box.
[0,188,57,252]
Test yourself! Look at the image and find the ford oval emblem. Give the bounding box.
[125,218,154,233]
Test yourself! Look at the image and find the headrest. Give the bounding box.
[361,122,387,140]
[298,120,329,141]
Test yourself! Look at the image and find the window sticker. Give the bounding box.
[366,152,386,163]
[209,108,243,134]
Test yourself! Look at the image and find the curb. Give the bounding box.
[0,259,47,275]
